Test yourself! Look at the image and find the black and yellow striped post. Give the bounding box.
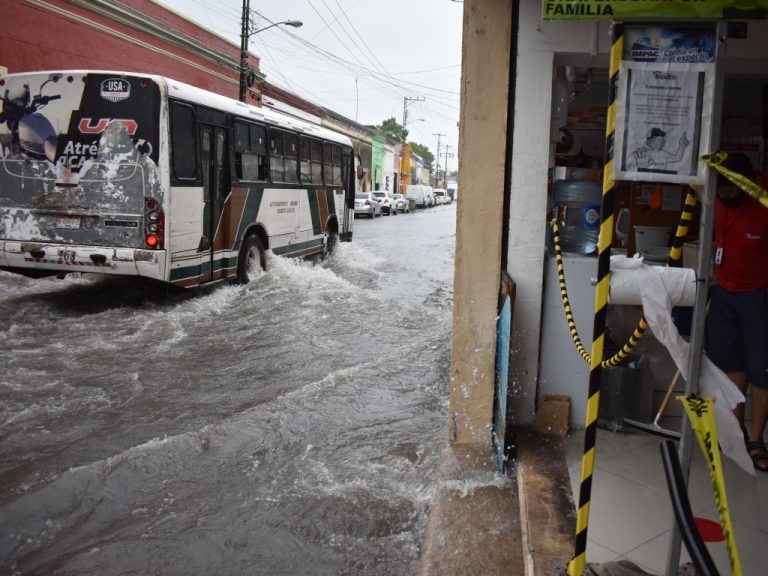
[567,23,623,576]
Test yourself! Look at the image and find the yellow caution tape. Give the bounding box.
[702,151,768,209]
[680,395,742,576]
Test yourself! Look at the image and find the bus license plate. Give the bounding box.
[56,215,81,229]
[59,249,77,262]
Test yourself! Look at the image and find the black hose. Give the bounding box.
[659,440,720,576]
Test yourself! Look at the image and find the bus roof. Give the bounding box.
[0,70,353,148]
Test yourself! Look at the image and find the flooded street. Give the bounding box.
[0,204,463,575]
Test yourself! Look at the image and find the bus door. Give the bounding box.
[200,124,229,282]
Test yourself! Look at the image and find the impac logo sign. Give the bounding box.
[100,78,131,103]
[631,39,660,62]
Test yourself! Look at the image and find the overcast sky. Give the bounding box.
[157,0,463,167]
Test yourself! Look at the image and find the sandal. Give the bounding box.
[746,441,768,472]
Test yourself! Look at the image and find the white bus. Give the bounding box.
[0,70,354,287]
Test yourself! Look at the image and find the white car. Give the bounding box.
[392,193,410,213]
[372,190,397,215]
[354,192,382,218]
[433,189,448,205]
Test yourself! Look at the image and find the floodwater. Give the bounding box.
[0,203,497,576]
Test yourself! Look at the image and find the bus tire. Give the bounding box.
[236,234,266,284]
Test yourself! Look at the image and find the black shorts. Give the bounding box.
[705,284,768,389]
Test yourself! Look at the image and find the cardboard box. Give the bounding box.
[533,394,571,437]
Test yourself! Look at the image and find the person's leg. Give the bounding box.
[738,286,768,470]
[750,386,768,444]
[705,285,745,424]
[726,370,748,429]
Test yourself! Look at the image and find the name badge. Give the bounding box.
[715,246,723,266]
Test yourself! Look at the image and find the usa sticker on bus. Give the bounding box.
[100,78,131,102]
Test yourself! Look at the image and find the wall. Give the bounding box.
[507,2,612,426]
[382,145,396,193]
[3,0,247,100]
[449,0,511,445]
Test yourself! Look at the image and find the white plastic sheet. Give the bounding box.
[610,255,754,475]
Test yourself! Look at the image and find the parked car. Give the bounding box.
[372,190,397,215]
[392,193,410,213]
[354,192,381,218]
[433,189,448,205]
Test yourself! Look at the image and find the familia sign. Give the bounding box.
[542,0,768,20]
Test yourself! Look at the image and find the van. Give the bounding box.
[447,181,457,203]
[405,184,433,209]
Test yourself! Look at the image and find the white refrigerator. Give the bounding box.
[538,254,597,429]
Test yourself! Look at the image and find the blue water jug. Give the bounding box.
[551,180,602,255]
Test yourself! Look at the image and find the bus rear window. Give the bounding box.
[171,102,197,180]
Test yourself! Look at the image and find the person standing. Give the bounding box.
[705,152,768,471]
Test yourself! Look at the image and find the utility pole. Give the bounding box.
[239,0,251,102]
[443,146,453,187]
[239,4,302,103]
[402,96,425,138]
[433,133,445,187]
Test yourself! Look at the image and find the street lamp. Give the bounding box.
[403,118,424,139]
[239,1,302,102]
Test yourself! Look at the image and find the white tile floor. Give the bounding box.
[563,428,768,575]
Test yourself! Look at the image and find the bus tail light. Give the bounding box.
[144,197,164,249]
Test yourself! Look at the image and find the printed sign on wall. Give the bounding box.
[614,61,715,184]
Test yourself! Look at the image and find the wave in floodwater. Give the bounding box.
[0,208,474,575]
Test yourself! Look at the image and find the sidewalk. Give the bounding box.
[418,427,575,575]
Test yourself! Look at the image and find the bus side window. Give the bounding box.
[300,137,323,185]
[310,139,323,184]
[342,149,352,190]
[235,121,266,182]
[300,137,312,184]
[250,124,267,181]
[332,145,342,185]
[171,102,197,181]
[270,131,284,182]
[323,143,334,186]
[283,132,298,184]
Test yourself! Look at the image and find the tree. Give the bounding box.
[409,142,434,172]
[378,117,407,140]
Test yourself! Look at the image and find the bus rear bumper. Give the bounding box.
[0,241,166,281]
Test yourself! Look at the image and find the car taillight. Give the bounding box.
[144,197,164,249]
[364,200,370,206]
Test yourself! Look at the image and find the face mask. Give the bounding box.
[719,192,748,207]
